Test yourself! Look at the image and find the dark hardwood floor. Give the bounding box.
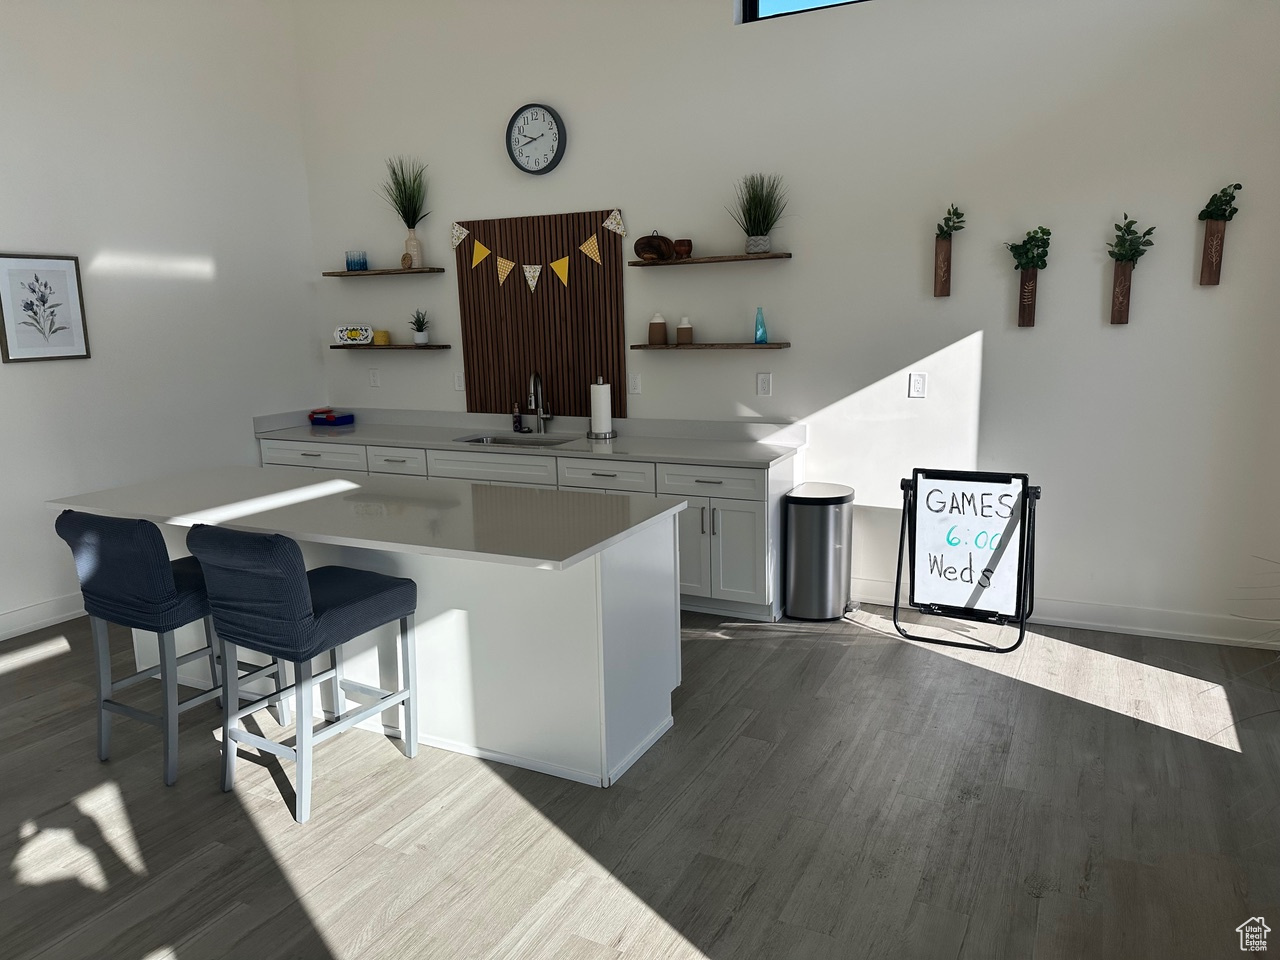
[1,608,1277,959]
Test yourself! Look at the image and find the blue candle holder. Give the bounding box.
[345,250,368,272]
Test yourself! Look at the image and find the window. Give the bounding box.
[742,0,869,22]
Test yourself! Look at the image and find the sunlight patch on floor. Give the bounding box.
[0,635,70,676]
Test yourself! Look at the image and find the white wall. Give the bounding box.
[0,1,323,637]
[294,0,1280,644]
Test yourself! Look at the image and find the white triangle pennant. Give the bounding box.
[450,222,469,249]
[523,264,542,293]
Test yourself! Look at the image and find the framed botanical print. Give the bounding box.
[0,254,90,362]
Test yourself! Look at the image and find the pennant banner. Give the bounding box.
[472,240,491,268]
[579,234,601,265]
[550,256,570,287]
[602,209,626,238]
[496,257,515,286]
[450,222,469,249]
[523,264,542,293]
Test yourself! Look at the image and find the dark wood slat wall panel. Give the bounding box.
[454,209,626,420]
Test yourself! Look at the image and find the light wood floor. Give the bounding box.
[1,609,1278,959]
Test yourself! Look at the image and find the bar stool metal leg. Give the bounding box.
[90,616,113,762]
[330,644,345,721]
[399,616,418,759]
[294,659,314,823]
[222,640,240,792]
[275,659,292,727]
[157,631,180,786]
[202,615,221,708]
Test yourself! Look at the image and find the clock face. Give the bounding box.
[506,103,565,175]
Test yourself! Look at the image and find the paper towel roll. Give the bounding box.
[590,381,613,436]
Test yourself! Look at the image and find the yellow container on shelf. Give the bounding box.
[372,329,391,345]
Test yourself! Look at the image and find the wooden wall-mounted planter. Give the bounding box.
[1200,219,1227,285]
[1017,268,1038,327]
[1111,260,1133,325]
[933,237,951,297]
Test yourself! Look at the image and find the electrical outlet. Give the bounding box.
[908,372,927,398]
[756,372,773,397]
[369,367,381,388]
[454,371,466,391]
[628,372,641,395]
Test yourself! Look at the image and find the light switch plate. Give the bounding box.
[628,373,641,395]
[756,372,773,397]
[369,367,381,388]
[908,372,927,398]
[454,371,465,391]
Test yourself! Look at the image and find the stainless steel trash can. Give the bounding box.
[785,482,855,620]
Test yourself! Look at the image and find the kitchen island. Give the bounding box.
[51,465,685,786]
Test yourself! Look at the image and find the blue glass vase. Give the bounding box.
[754,307,767,344]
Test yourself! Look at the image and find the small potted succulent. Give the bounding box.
[1198,182,1241,285]
[1106,215,1156,325]
[1005,227,1051,327]
[409,309,429,345]
[934,204,965,297]
[728,173,788,254]
[380,156,430,269]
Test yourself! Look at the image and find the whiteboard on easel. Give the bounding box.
[909,470,1028,618]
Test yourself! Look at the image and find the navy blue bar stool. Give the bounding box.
[54,510,263,785]
[186,524,418,823]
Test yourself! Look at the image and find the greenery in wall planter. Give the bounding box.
[1005,227,1051,327]
[380,156,430,269]
[1197,182,1241,286]
[409,308,430,344]
[933,204,965,297]
[1106,215,1155,325]
[728,173,788,254]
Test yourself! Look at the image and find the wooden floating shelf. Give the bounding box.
[627,252,792,268]
[630,342,791,351]
[329,344,451,350]
[321,267,446,277]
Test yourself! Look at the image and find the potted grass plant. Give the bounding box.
[379,156,430,269]
[1106,215,1155,325]
[1005,227,1051,327]
[728,173,788,254]
[409,309,429,345]
[1198,182,1240,285]
[934,204,965,297]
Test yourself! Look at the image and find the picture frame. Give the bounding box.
[0,253,90,363]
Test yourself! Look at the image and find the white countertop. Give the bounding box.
[50,466,685,570]
[256,422,799,469]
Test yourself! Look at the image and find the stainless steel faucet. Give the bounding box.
[527,372,553,434]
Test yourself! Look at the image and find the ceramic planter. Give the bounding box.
[413,330,429,345]
[1111,260,1133,325]
[745,235,771,254]
[1017,268,1038,327]
[1199,219,1226,285]
[934,236,952,297]
[405,227,423,269]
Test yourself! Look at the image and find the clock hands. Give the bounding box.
[521,133,545,146]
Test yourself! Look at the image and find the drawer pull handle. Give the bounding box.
[383,458,407,463]
[591,472,618,478]
[694,479,724,484]
[300,452,322,458]
[701,506,706,535]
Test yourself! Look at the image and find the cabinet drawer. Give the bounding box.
[656,463,765,501]
[260,440,368,472]
[368,446,427,476]
[557,457,656,494]
[426,449,557,485]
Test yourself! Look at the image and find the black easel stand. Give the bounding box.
[892,477,1040,654]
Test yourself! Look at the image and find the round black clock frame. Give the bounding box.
[505,103,566,176]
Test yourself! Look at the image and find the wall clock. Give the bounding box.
[506,103,565,175]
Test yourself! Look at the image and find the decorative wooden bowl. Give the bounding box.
[633,231,675,262]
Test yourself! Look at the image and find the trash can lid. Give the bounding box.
[786,482,854,505]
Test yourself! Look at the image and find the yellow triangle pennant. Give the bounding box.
[550,256,570,287]
[471,240,491,268]
[496,257,515,286]
[523,264,542,293]
[579,234,601,264]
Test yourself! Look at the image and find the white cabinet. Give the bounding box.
[675,494,767,605]
[425,450,557,486]
[368,446,427,476]
[558,457,656,494]
[260,440,368,472]
[657,463,765,502]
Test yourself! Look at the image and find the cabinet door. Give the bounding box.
[677,495,712,599]
[711,497,768,604]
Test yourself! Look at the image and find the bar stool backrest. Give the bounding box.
[186,524,316,660]
[55,510,186,631]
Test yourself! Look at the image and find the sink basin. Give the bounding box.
[454,433,575,448]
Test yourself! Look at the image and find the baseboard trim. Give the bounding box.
[681,595,780,623]
[852,577,1280,650]
[0,595,84,642]
[607,715,673,786]
[414,733,604,787]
